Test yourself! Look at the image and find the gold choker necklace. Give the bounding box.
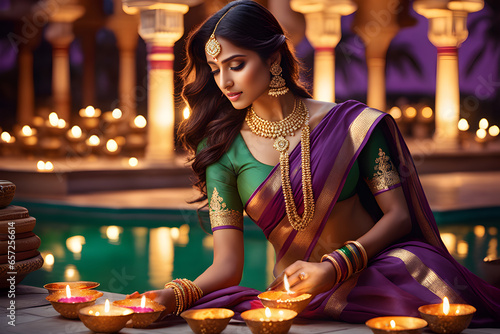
[245,99,315,231]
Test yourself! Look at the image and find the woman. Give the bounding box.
[129,0,500,325]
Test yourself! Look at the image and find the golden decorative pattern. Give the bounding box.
[246,99,314,231]
[387,248,465,303]
[209,187,243,230]
[365,148,401,194]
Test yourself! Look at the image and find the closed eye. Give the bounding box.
[210,68,220,76]
[230,62,244,71]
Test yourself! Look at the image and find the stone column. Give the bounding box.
[123,0,200,162]
[107,0,140,120]
[44,0,84,122]
[414,0,483,145]
[291,0,357,102]
[352,0,415,111]
[17,43,36,126]
[74,0,106,108]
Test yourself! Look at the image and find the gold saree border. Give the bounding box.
[275,108,384,271]
[245,170,282,222]
[324,273,360,320]
[387,248,465,303]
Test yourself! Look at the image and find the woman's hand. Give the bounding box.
[126,288,176,318]
[267,260,336,296]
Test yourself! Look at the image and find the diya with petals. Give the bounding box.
[113,295,166,328]
[181,308,234,334]
[241,307,297,334]
[79,299,134,333]
[365,316,428,334]
[418,297,476,334]
[46,285,103,319]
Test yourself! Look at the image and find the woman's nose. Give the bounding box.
[220,72,233,90]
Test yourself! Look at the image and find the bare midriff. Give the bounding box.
[274,194,375,274]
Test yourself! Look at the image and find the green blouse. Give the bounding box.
[203,124,401,232]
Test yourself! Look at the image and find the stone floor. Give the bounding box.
[1,286,499,334]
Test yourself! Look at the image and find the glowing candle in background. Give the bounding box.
[133,115,147,129]
[489,125,499,137]
[479,118,489,130]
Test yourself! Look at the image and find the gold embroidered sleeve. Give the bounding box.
[209,187,243,231]
[364,148,401,195]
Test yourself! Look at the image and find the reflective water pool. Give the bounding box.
[18,202,500,294]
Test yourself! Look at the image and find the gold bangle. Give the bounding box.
[345,240,368,269]
[321,254,341,285]
[335,249,353,279]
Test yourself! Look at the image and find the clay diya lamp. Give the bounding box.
[241,307,297,334]
[113,295,166,328]
[258,274,312,314]
[366,316,428,334]
[418,297,476,334]
[79,299,134,333]
[44,281,99,295]
[181,308,234,334]
[46,285,103,319]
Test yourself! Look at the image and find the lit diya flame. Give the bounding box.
[66,285,71,298]
[390,320,396,329]
[141,295,146,308]
[283,274,294,294]
[265,307,271,318]
[443,297,450,315]
[105,299,110,313]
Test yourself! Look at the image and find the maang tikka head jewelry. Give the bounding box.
[205,6,237,60]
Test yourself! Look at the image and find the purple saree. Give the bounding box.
[192,100,500,326]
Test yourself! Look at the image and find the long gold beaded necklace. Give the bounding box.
[245,99,315,231]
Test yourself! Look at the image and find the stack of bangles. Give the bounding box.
[321,240,368,286]
[164,278,204,315]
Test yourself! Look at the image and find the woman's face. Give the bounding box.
[205,37,272,110]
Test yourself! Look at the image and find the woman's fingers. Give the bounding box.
[126,291,141,299]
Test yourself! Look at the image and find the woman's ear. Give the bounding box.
[268,52,281,67]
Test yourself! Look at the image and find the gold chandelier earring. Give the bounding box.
[268,61,289,97]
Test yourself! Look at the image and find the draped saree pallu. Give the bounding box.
[192,100,500,326]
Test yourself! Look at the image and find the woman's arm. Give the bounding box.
[194,228,245,293]
[357,186,411,258]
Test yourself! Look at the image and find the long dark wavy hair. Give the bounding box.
[177,0,311,203]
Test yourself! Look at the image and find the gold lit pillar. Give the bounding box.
[123,1,198,162]
[351,0,414,111]
[414,0,484,145]
[44,0,84,122]
[291,0,357,102]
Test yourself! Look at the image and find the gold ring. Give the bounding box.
[299,272,307,280]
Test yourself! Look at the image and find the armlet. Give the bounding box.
[209,187,243,231]
[364,148,401,195]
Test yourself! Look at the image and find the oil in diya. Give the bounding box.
[258,274,312,314]
[365,316,428,334]
[79,299,134,333]
[113,295,166,328]
[418,297,476,334]
[241,307,297,334]
[46,285,103,319]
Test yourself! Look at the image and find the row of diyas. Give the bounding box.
[44,279,477,334]
[44,282,165,332]
[366,296,476,334]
